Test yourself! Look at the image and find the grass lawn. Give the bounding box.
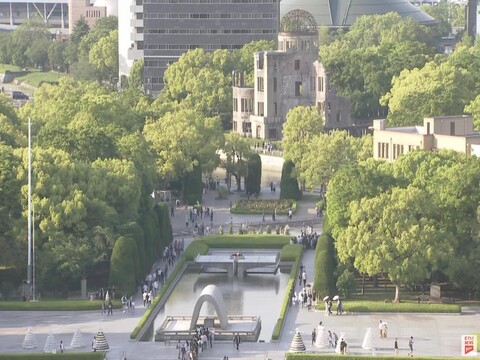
[16,70,65,87]
[0,64,22,73]
[0,299,122,311]
[230,199,297,215]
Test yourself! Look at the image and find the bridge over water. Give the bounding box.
[194,252,280,278]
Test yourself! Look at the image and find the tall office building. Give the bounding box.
[119,0,280,95]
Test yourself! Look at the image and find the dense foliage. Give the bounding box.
[280,160,301,200]
[327,151,480,301]
[245,153,262,196]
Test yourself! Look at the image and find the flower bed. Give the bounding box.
[230,199,297,215]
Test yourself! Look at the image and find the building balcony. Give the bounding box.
[130,18,143,27]
[130,32,144,42]
[127,48,144,62]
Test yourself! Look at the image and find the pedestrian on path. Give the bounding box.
[233,333,240,350]
[59,340,64,353]
[408,336,414,357]
[394,338,399,356]
[312,328,317,345]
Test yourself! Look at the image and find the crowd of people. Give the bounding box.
[174,326,215,360]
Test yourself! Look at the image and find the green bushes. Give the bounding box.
[198,234,290,249]
[280,160,301,200]
[230,199,297,215]
[183,164,203,205]
[336,268,357,298]
[109,236,138,296]
[246,153,262,196]
[313,300,460,313]
[217,185,229,199]
[271,244,303,341]
[314,233,337,299]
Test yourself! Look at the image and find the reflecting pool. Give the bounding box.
[152,269,291,341]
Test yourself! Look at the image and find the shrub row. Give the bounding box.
[314,300,460,313]
[230,199,297,215]
[0,354,105,360]
[0,299,121,311]
[272,244,303,341]
[285,354,467,360]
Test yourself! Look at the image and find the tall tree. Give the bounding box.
[337,186,453,302]
[221,132,252,191]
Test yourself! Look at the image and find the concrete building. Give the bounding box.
[0,0,116,35]
[373,115,480,162]
[232,9,352,140]
[119,0,280,96]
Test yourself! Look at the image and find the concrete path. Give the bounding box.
[0,182,479,359]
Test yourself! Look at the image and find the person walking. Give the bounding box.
[394,338,399,356]
[312,328,317,345]
[408,336,414,357]
[59,340,64,353]
[233,333,240,350]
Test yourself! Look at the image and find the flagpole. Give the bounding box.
[27,118,32,298]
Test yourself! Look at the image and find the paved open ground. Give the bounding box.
[1,182,479,359]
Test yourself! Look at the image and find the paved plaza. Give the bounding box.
[0,184,479,359]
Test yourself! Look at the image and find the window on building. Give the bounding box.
[258,102,264,116]
[257,57,264,70]
[294,59,300,70]
[426,122,431,135]
[274,102,277,115]
[257,77,264,92]
[233,121,237,131]
[273,77,277,92]
[136,13,143,19]
[318,76,324,92]
[241,98,247,112]
[450,121,455,135]
[295,82,302,96]
[136,0,143,4]
[137,41,144,49]
[233,98,238,112]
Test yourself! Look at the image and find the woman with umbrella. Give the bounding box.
[323,296,330,316]
[333,295,343,315]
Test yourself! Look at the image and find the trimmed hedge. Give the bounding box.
[0,299,121,311]
[230,199,297,215]
[314,300,460,313]
[198,235,291,249]
[109,236,139,296]
[271,244,303,341]
[280,244,303,262]
[280,160,301,200]
[313,233,336,299]
[0,354,105,360]
[285,355,467,360]
[246,153,262,195]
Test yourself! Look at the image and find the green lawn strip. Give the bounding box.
[271,244,303,341]
[230,199,297,215]
[0,64,22,73]
[477,332,480,352]
[0,299,122,311]
[16,71,65,87]
[314,301,460,313]
[0,353,105,360]
[286,355,467,360]
[131,235,296,340]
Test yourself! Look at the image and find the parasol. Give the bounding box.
[333,295,340,301]
[323,296,329,301]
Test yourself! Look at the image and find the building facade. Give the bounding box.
[232,10,352,140]
[0,0,116,34]
[373,115,480,162]
[119,0,279,96]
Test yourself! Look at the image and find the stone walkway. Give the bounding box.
[0,183,479,359]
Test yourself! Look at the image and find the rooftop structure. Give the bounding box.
[279,0,437,29]
[373,115,480,162]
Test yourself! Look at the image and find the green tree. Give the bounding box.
[320,12,435,120]
[245,153,262,196]
[283,105,324,178]
[89,29,119,82]
[144,107,223,182]
[280,160,300,200]
[48,41,66,71]
[336,186,453,302]
[128,59,144,90]
[382,61,474,127]
[109,236,138,295]
[301,131,372,188]
[221,131,252,191]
